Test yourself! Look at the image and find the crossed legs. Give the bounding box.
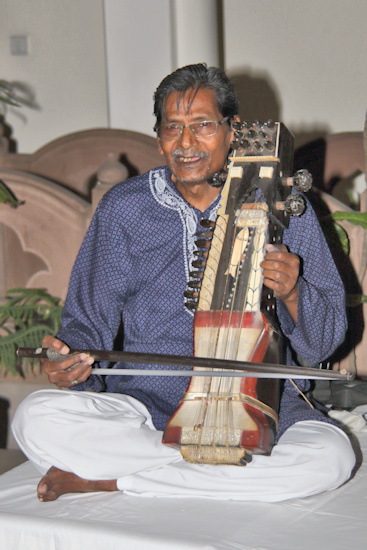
[12,389,356,502]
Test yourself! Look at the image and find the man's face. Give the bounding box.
[157,88,235,187]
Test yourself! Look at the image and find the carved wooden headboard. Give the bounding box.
[0,126,162,300]
[0,126,162,199]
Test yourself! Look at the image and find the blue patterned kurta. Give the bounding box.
[57,167,347,438]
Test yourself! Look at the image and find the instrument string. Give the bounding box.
[194,181,269,456]
[224,198,266,448]
[209,208,246,449]
[194,209,239,451]
[209,195,263,450]
[195,210,239,450]
[235,201,268,363]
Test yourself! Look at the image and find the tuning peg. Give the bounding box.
[292,169,313,192]
[253,140,263,151]
[199,219,215,229]
[196,230,213,239]
[283,194,307,216]
[195,239,211,248]
[184,290,199,299]
[264,140,275,151]
[284,169,313,192]
[189,271,203,279]
[232,121,244,131]
[240,139,251,149]
[208,170,227,187]
[187,280,202,289]
[185,301,198,311]
[192,259,206,269]
[193,250,209,259]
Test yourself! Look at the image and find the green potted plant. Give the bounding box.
[0,288,63,378]
[0,80,20,109]
[330,210,367,306]
[0,79,25,207]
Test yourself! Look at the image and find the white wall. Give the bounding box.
[104,0,220,137]
[171,0,219,70]
[223,0,367,145]
[0,0,108,153]
[103,0,173,138]
[1,0,366,153]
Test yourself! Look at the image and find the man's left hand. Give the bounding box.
[260,244,299,322]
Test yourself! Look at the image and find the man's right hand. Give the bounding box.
[42,335,94,388]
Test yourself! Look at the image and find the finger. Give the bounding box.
[262,272,287,292]
[42,349,94,386]
[48,355,94,388]
[263,279,288,300]
[42,335,69,355]
[265,243,287,254]
[42,352,90,375]
[261,261,294,282]
[263,270,298,301]
[262,264,295,290]
[62,359,94,388]
[262,252,298,266]
[261,255,300,276]
[40,336,94,387]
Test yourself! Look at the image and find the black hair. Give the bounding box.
[153,63,239,131]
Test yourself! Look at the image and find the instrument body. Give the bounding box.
[163,121,296,465]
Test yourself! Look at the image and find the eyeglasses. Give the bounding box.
[157,117,229,141]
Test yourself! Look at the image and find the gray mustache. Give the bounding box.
[172,149,208,159]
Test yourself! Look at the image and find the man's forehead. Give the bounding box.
[164,88,219,118]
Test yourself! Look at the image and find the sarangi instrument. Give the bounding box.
[162,120,314,465]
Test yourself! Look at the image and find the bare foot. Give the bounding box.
[37,466,117,502]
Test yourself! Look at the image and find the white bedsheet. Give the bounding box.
[0,407,366,550]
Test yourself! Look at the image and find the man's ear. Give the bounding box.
[157,138,164,156]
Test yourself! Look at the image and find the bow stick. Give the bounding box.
[16,347,353,381]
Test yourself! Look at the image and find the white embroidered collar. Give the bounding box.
[149,167,221,316]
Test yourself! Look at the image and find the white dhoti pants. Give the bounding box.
[11,389,356,502]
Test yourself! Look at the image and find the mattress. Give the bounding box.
[0,406,366,550]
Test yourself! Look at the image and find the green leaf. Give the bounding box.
[0,288,63,376]
[0,179,24,208]
[333,222,349,255]
[346,294,367,307]
[0,95,21,107]
[0,80,21,107]
[332,211,367,229]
